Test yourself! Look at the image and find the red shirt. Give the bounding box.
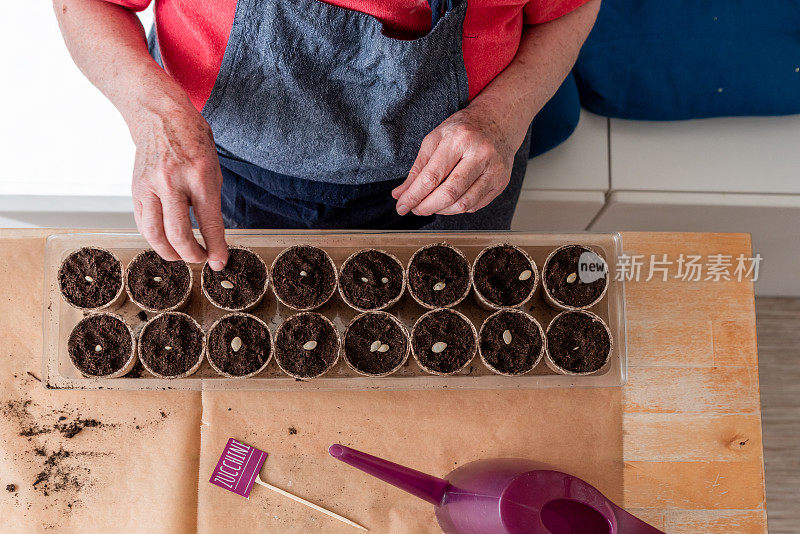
[113,0,588,110]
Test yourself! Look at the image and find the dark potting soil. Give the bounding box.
[272,246,336,309]
[202,248,267,310]
[207,314,271,376]
[339,250,404,310]
[408,244,470,307]
[139,313,204,377]
[275,313,338,378]
[344,313,407,375]
[480,311,542,375]
[473,245,535,307]
[544,245,607,308]
[58,418,101,439]
[546,312,611,374]
[58,248,122,309]
[127,250,191,310]
[32,449,80,498]
[67,314,132,377]
[412,310,475,374]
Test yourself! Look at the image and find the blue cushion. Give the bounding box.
[529,72,581,157]
[573,1,800,120]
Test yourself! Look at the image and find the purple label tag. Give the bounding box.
[209,438,267,498]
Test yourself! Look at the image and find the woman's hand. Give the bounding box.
[130,99,229,269]
[392,0,601,219]
[391,104,519,217]
[52,0,229,269]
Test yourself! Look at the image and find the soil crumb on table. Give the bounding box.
[32,449,82,497]
[3,399,110,440]
[58,418,101,439]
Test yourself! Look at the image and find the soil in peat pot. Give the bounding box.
[480,311,542,375]
[127,250,191,311]
[544,245,607,308]
[68,314,132,377]
[339,250,404,310]
[412,310,476,374]
[344,313,407,376]
[473,245,535,307]
[59,248,122,309]
[275,313,339,378]
[207,314,271,377]
[203,248,268,310]
[272,246,336,310]
[139,313,204,377]
[408,244,470,308]
[546,312,611,374]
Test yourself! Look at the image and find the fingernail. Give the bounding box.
[209,260,225,271]
[396,204,409,216]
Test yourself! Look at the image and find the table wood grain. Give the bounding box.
[0,229,766,532]
[619,232,766,533]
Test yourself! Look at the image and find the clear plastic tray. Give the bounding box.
[43,231,627,390]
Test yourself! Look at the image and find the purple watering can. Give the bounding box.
[329,444,664,534]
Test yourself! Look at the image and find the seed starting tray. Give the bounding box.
[43,231,627,390]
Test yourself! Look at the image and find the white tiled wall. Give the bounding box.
[609,116,800,194]
[0,2,152,199]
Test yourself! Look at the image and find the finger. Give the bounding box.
[436,180,500,216]
[465,185,502,214]
[392,133,439,200]
[396,144,462,215]
[435,164,501,215]
[463,165,510,214]
[412,156,486,216]
[190,173,229,271]
[137,194,180,261]
[161,193,207,264]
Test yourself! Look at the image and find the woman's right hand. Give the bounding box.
[52,0,227,267]
[129,97,229,270]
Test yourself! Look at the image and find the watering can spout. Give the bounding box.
[329,444,449,506]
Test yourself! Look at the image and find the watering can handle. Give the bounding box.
[329,444,450,505]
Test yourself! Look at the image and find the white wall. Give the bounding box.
[0,2,152,226]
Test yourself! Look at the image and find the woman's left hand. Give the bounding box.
[391,104,519,217]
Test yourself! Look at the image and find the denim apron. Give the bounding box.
[150,0,530,230]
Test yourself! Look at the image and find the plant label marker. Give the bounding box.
[210,438,267,498]
[210,438,368,531]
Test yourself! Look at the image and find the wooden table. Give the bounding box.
[0,230,766,532]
